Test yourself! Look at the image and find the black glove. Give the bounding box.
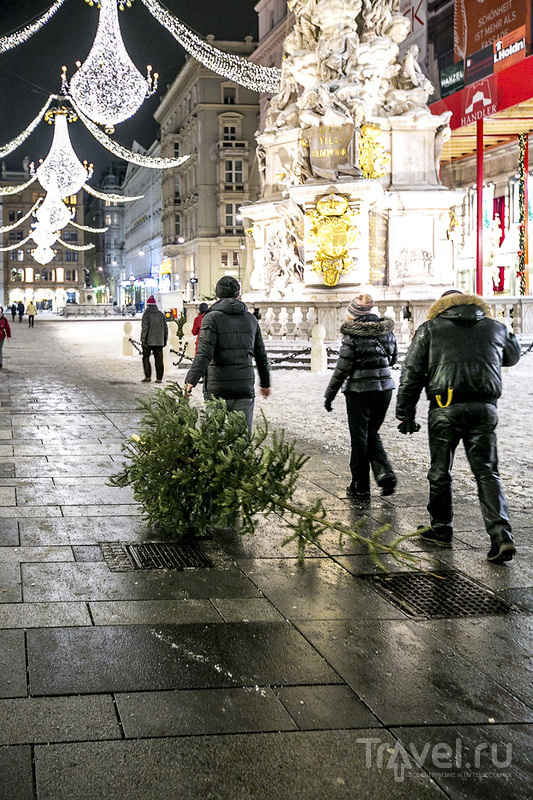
[398,419,421,435]
[324,398,333,413]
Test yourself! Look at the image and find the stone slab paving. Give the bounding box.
[0,320,532,799]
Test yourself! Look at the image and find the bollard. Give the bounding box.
[122,321,133,356]
[310,324,328,373]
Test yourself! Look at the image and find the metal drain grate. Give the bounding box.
[361,570,518,618]
[100,541,213,571]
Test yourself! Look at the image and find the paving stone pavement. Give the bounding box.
[0,319,532,800]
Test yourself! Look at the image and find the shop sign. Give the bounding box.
[464,45,494,87]
[493,26,526,73]
[454,0,530,62]
[400,0,427,61]
[440,61,464,98]
[460,75,498,126]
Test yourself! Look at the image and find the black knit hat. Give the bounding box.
[198,303,208,313]
[215,276,240,298]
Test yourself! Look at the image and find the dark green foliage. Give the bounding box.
[110,382,422,570]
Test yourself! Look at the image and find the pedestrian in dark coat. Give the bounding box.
[10,304,16,322]
[325,293,398,508]
[140,295,168,383]
[185,276,270,431]
[17,301,24,322]
[396,289,521,563]
[191,302,209,354]
[0,307,11,369]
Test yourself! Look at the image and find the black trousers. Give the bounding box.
[28,315,34,328]
[345,389,394,495]
[142,345,164,381]
[427,402,512,539]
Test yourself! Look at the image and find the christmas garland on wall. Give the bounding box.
[517,134,527,296]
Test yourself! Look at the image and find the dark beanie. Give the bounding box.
[215,276,240,298]
[198,302,208,313]
[441,289,463,297]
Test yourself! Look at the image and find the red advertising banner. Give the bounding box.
[454,0,530,63]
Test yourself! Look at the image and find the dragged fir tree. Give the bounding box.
[109,383,421,570]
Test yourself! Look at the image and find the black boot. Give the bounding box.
[487,532,516,564]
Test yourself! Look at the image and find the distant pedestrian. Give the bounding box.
[0,307,11,369]
[140,295,168,383]
[185,276,270,432]
[324,293,398,509]
[10,303,16,322]
[396,289,521,563]
[191,302,209,354]
[17,300,24,322]
[26,300,37,328]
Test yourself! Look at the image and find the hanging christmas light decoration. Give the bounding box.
[33,107,93,197]
[0,200,41,234]
[65,0,158,129]
[56,237,95,251]
[71,98,189,168]
[0,174,37,196]
[0,95,56,159]
[0,0,67,54]
[30,223,59,248]
[83,182,144,202]
[139,0,280,93]
[32,245,56,265]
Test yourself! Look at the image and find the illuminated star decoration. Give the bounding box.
[66,0,157,129]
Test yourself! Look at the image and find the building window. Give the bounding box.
[8,210,23,222]
[175,214,182,237]
[223,86,236,105]
[174,177,181,199]
[62,230,78,242]
[9,229,24,241]
[174,142,180,157]
[65,251,78,262]
[65,269,77,281]
[225,159,243,186]
[10,249,24,262]
[105,214,112,226]
[42,269,54,282]
[225,203,240,229]
[223,125,237,141]
[11,267,24,281]
[68,195,77,205]
[53,249,62,261]
[106,254,112,264]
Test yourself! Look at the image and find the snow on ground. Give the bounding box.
[36,316,533,512]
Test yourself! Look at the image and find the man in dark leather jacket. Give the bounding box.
[185,276,270,430]
[396,290,520,564]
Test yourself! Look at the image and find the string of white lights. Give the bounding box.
[0,200,41,234]
[71,220,109,233]
[83,183,143,202]
[0,234,32,252]
[71,98,190,168]
[0,175,38,196]
[56,238,95,251]
[139,0,280,93]
[0,96,55,158]
[0,0,67,54]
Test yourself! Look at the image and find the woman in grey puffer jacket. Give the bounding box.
[324,294,398,508]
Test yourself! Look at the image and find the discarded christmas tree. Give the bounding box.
[110,382,421,570]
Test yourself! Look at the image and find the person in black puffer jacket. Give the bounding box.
[325,293,398,508]
[396,289,521,564]
[185,276,270,431]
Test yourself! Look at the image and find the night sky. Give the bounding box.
[0,0,259,179]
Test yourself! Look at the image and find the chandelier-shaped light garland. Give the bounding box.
[33,107,93,196]
[65,0,157,129]
[0,174,38,196]
[0,200,41,234]
[56,237,95,250]
[30,223,59,248]
[139,0,281,93]
[0,95,56,159]
[0,0,67,54]
[83,182,144,202]
[36,173,72,231]
[32,245,56,265]
[70,97,189,168]
[517,134,527,296]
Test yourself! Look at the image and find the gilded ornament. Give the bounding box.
[358,124,390,179]
[306,193,359,287]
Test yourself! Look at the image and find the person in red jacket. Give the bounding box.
[0,307,12,369]
[191,303,208,354]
